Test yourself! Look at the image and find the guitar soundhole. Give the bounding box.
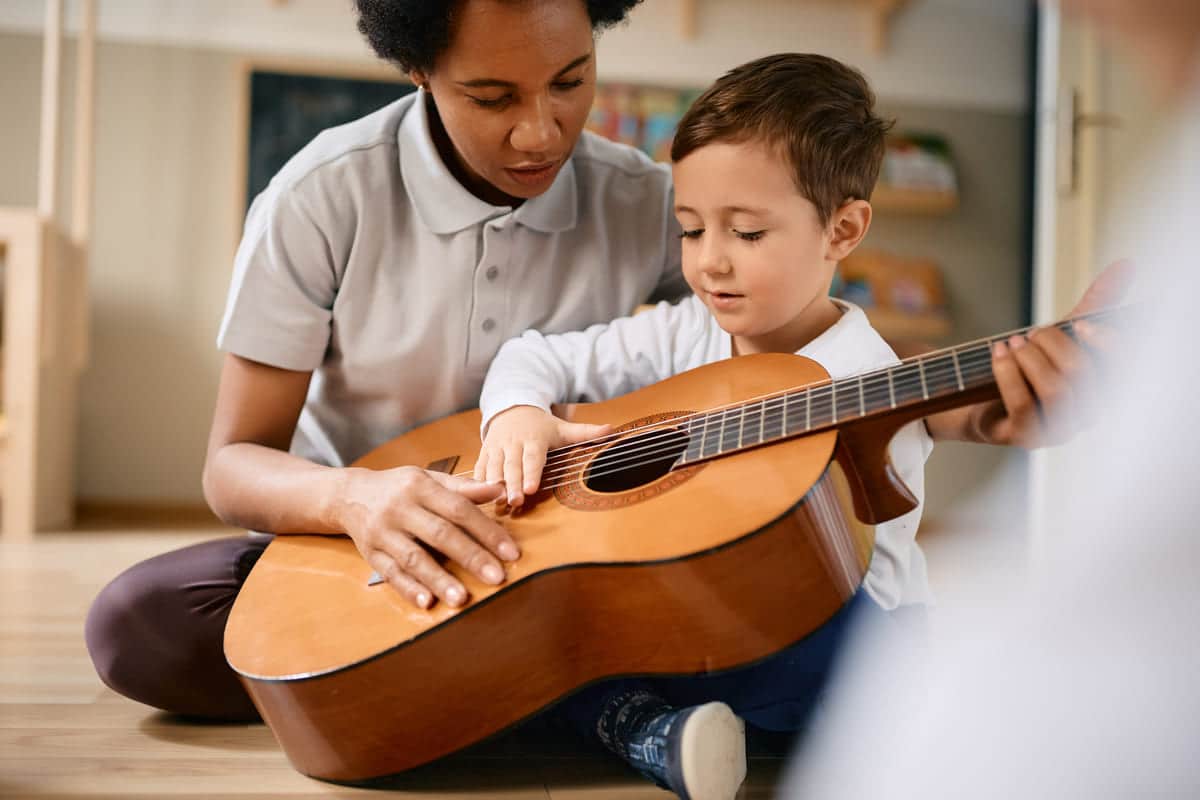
[585,428,689,493]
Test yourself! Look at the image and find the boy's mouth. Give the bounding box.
[706,289,745,308]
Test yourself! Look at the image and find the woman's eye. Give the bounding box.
[469,95,511,109]
[552,79,585,91]
[679,229,704,240]
[734,229,765,242]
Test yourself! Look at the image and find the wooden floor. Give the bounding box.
[0,526,787,799]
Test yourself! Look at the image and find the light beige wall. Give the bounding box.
[2,34,241,502]
[0,30,1029,520]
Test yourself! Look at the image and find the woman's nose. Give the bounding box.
[510,95,560,154]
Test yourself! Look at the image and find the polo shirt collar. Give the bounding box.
[399,87,578,235]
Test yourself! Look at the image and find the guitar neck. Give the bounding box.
[674,307,1119,465]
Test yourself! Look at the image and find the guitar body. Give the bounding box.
[225,353,879,782]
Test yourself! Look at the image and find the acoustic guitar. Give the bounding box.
[224,312,1101,782]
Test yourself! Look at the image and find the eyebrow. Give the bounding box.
[456,53,591,89]
[675,204,771,216]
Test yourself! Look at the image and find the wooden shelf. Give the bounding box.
[864,307,952,342]
[872,184,959,215]
[680,0,909,51]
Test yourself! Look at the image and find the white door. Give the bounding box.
[1029,2,1149,563]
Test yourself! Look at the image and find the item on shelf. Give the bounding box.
[836,249,952,341]
[587,84,701,162]
[880,132,958,194]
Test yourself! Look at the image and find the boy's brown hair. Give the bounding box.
[671,53,893,226]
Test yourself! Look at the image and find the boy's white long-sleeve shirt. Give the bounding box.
[479,294,934,609]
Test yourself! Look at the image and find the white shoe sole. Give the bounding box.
[677,701,747,800]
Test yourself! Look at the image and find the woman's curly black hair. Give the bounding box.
[355,0,643,73]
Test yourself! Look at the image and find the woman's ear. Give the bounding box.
[826,199,872,261]
[409,69,428,89]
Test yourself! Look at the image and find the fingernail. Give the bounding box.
[1009,335,1026,350]
[417,592,431,608]
[483,564,504,584]
[993,341,1008,357]
[500,542,520,561]
[447,586,466,605]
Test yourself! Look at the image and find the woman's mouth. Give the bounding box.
[505,161,559,187]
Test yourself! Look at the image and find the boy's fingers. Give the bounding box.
[523,445,546,494]
[991,340,1036,443]
[503,446,525,507]
[559,421,614,444]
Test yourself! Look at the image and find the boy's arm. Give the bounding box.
[477,298,709,504]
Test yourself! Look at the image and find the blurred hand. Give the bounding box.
[971,259,1133,448]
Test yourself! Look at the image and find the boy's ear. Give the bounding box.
[826,199,872,262]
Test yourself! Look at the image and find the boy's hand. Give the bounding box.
[475,406,612,507]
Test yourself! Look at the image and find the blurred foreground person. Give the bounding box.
[782,1,1200,797]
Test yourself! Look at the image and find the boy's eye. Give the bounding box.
[679,229,704,240]
[734,229,765,242]
[469,94,511,109]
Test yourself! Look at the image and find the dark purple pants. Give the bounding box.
[84,535,270,721]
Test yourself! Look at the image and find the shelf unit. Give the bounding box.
[872,184,959,215]
[679,0,910,52]
[0,213,88,536]
[1,0,94,539]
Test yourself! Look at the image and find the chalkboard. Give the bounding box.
[245,70,417,208]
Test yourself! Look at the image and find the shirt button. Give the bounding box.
[486,265,500,281]
[482,318,496,333]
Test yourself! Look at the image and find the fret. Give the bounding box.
[737,405,746,449]
[806,388,812,430]
[700,410,721,458]
[958,343,994,387]
[780,393,789,439]
[923,353,961,398]
[810,386,833,429]
[918,359,929,400]
[835,379,859,424]
[682,416,704,464]
[858,376,866,417]
[739,400,762,448]
[831,382,837,424]
[888,369,897,409]
[951,348,964,390]
[861,372,891,414]
[762,396,783,442]
[720,408,740,453]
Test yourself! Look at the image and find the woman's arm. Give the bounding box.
[202,354,515,610]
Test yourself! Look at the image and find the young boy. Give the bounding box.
[474,53,933,800]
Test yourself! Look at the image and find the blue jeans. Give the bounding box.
[551,590,922,738]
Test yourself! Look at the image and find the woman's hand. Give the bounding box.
[339,466,516,610]
[474,405,611,507]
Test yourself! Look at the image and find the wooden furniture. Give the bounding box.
[0,0,95,538]
[680,0,910,51]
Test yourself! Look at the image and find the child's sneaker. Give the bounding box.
[596,689,747,800]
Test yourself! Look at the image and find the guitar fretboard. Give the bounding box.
[675,315,1092,465]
